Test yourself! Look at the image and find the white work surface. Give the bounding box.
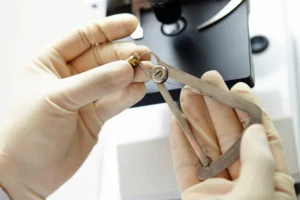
[0,0,299,199]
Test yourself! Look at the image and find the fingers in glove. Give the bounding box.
[181,178,234,200]
[275,192,295,200]
[225,125,275,200]
[274,172,297,198]
[169,117,202,192]
[94,82,146,122]
[70,42,150,74]
[47,61,133,111]
[231,82,290,174]
[53,14,138,62]
[133,61,153,82]
[180,86,230,180]
[201,71,243,180]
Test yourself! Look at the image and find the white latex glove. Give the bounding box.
[0,14,151,200]
[170,71,297,200]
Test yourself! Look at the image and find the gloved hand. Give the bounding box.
[170,71,297,200]
[0,14,151,200]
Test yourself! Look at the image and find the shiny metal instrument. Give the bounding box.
[127,52,262,180]
[197,0,244,31]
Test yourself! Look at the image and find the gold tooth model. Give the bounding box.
[127,53,140,67]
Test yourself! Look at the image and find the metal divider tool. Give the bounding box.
[127,52,263,180]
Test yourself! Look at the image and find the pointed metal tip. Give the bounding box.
[197,24,208,31]
[197,0,244,31]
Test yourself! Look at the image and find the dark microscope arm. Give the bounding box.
[147,0,182,24]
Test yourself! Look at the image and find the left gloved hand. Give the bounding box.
[169,71,297,200]
[0,14,150,200]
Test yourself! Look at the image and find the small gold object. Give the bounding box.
[127,53,140,67]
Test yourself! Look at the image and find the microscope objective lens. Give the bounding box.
[161,17,186,36]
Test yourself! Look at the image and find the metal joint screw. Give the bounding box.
[151,65,168,83]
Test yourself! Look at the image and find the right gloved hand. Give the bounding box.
[170,71,297,200]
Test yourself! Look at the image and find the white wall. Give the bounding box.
[0,0,108,199]
[0,0,105,119]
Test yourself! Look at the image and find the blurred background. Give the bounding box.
[1,0,300,199]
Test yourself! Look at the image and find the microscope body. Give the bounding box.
[148,0,182,24]
[106,0,254,107]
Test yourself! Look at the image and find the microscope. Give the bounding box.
[106,0,253,107]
